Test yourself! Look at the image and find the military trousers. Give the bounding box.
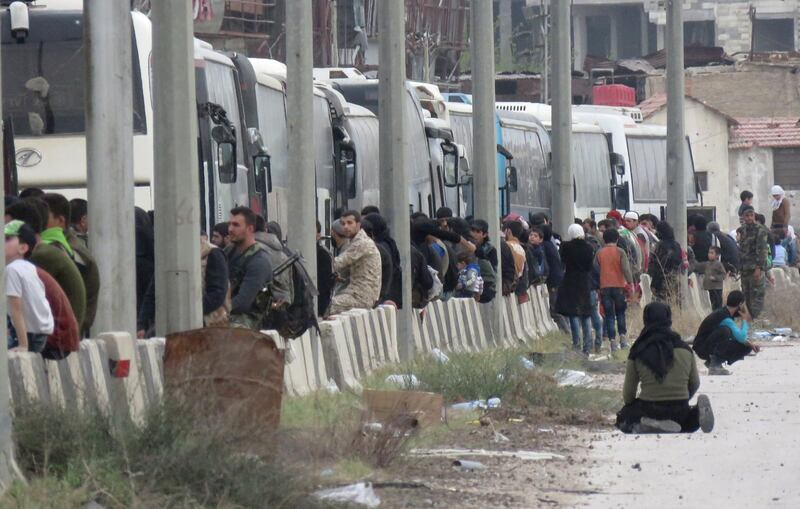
[740,270,766,319]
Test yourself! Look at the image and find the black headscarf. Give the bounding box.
[628,302,692,382]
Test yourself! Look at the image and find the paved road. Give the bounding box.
[578,343,800,509]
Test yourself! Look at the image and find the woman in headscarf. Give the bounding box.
[770,185,791,229]
[555,224,595,354]
[366,212,403,306]
[616,302,714,434]
[647,221,684,302]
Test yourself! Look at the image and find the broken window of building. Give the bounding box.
[684,20,715,47]
[774,148,800,190]
[587,15,612,58]
[753,18,795,53]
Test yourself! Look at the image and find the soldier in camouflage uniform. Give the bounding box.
[737,206,770,318]
[328,210,382,316]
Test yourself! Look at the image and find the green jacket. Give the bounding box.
[623,349,700,404]
[66,229,100,332]
[737,223,770,272]
[31,242,87,328]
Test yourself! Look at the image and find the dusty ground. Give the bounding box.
[372,368,627,509]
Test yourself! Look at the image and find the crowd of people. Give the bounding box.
[5,183,794,378]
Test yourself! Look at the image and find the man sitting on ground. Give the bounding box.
[692,290,759,375]
[616,302,714,434]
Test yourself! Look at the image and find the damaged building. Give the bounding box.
[640,61,800,231]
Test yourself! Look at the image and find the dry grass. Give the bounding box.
[763,285,800,330]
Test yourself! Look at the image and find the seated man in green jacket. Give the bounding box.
[616,302,715,434]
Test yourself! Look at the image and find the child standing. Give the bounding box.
[528,228,549,286]
[454,248,484,300]
[703,246,726,310]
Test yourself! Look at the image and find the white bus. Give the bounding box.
[2,1,154,206]
[2,1,262,234]
[496,102,617,220]
[573,105,700,218]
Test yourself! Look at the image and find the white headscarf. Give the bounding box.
[566,223,585,241]
[771,185,785,211]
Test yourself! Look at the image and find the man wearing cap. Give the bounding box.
[5,220,53,352]
[623,211,652,273]
[737,206,770,318]
[608,210,642,280]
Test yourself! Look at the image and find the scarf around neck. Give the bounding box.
[41,227,74,257]
[629,303,692,382]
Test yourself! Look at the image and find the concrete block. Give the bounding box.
[342,310,372,374]
[319,320,360,391]
[432,300,454,351]
[376,306,399,363]
[263,330,302,397]
[456,298,478,352]
[506,295,525,345]
[640,274,653,307]
[297,331,324,394]
[536,285,557,333]
[410,309,425,355]
[463,298,488,351]
[364,310,388,364]
[99,331,149,424]
[8,352,49,405]
[477,301,498,347]
[136,339,164,407]
[78,339,112,415]
[45,353,85,411]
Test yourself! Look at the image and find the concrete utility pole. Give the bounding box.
[152,0,203,335]
[665,0,688,301]
[378,0,413,360]
[331,0,339,66]
[85,0,137,336]
[286,1,317,285]
[541,0,549,104]
[499,0,513,71]
[0,18,19,489]
[472,0,501,340]
[551,0,572,236]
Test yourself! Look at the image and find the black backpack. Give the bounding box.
[266,246,320,339]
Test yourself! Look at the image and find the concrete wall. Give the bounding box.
[729,147,774,229]
[648,99,733,230]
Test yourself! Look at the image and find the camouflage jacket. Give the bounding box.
[737,223,770,272]
[333,229,382,308]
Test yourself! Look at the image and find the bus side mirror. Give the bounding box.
[611,152,626,176]
[506,166,518,193]
[254,153,272,193]
[342,148,357,199]
[442,142,459,187]
[212,125,237,184]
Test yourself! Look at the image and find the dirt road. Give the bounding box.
[575,342,800,508]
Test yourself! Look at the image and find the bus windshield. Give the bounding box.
[1,11,146,137]
[574,132,612,208]
[627,136,697,203]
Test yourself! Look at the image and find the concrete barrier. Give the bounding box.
[640,274,653,307]
[319,319,360,391]
[8,352,49,405]
[78,339,113,414]
[137,339,164,407]
[99,332,148,424]
[537,285,558,333]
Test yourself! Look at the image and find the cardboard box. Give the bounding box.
[363,390,445,427]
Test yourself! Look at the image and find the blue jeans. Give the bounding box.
[589,291,603,348]
[568,315,593,353]
[601,287,627,340]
